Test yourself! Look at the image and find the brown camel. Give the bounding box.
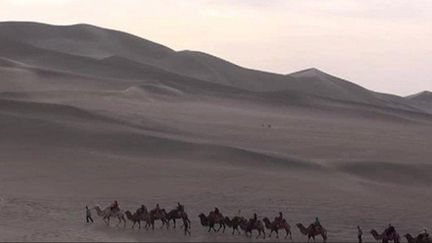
[224,216,244,235]
[166,207,189,229]
[150,208,169,229]
[405,233,432,243]
[263,217,292,239]
[296,223,327,243]
[94,205,126,227]
[125,210,141,229]
[240,218,266,239]
[198,212,225,233]
[370,229,400,243]
[135,206,155,230]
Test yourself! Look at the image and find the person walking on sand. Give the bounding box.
[357,225,363,243]
[85,205,94,224]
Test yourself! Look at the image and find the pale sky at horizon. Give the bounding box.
[1,0,431,95]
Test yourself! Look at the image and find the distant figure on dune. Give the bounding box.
[357,225,363,243]
[85,205,94,224]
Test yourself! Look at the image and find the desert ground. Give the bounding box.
[0,22,432,242]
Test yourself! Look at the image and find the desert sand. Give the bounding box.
[0,22,431,242]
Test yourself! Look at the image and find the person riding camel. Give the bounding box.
[136,204,146,215]
[274,212,284,227]
[177,202,184,212]
[385,224,395,237]
[312,217,321,231]
[250,213,258,226]
[214,207,220,215]
[153,203,161,215]
[110,200,119,212]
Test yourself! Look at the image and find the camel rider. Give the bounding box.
[154,203,161,214]
[237,209,242,218]
[214,207,220,216]
[385,224,395,237]
[275,212,284,227]
[136,204,146,215]
[110,200,119,212]
[314,217,321,227]
[250,213,258,225]
[312,217,321,231]
[315,217,321,227]
[177,202,184,212]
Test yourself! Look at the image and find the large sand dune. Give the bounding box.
[0,22,431,242]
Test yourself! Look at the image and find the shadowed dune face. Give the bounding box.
[0,21,432,241]
[335,161,432,186]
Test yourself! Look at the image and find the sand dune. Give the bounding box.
[1,21,432,242]
[0,58,135,92]
[406,91,432,102]
[334,161,432,186]
[0,22,295,91]
[2,22,429,115]
[404,91,432,114]
[0,21,174,60]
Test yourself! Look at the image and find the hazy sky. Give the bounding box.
[1,0,431,95]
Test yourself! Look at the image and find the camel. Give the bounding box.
[150,208,169,229]
[224,216,244,235]
[166,207,189,229]
[240,218,266,239]
[296,223,327,243]
[135,206,156,230]
[125,210,141,229]
[198,212,225,233]
[94,205,126,227]
[370,229,400,243]
[263,217,292,239]
[405,233,432,243]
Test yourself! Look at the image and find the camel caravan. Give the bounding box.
[92,201,191,235]
[87,201,431,243]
